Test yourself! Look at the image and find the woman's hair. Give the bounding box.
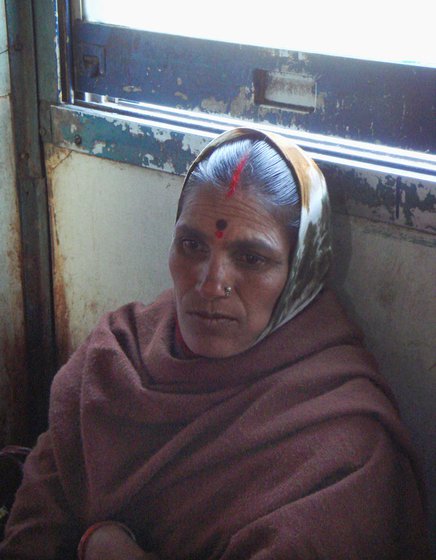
[178,138,301,229]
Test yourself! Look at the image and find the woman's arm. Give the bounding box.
[0,434,159,560]
[0,431,80,559]
[218,422,429,560]
[79,522,158,560]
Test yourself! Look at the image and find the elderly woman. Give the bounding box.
[0,128,429,559]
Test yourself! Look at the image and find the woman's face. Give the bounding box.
[169,185,295,358]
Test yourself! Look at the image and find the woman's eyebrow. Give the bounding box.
[174,224,208,241]
[229,238,282,257]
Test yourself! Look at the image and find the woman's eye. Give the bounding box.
[180,238,206,254]
[238,253,266,267]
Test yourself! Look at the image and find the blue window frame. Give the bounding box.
[73,21,435,152]
[47,1,436,233]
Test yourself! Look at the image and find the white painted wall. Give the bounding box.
[0,0,27,444]
[45,146,180,361]
[331,214,436,538]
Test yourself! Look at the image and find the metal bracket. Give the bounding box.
[253,68,317,113]
[76,42,106,78]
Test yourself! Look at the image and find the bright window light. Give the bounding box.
[82,0,435,67]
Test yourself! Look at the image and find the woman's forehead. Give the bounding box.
[175,187,293,255]
[177,185,283,230]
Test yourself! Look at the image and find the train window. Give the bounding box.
[69,0,435,151]
[82,0,433,68]
[50,0,435,232]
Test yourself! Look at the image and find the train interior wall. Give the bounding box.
[1,0,435,546]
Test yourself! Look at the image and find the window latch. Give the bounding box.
[253,69,317,113]
[76,42,106,78]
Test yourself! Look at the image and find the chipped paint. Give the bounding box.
[322,164,436,233]
[114,119,144,137]
[51,105,436,234]
[200,96,228,114]
[123,85,142,93]
[52,105,436,232]
[45,143,72,173]
[229,86,253,117]
[175,91,188,101]
[51,104,199,176]
[92,141,106,155]
[151,127,174,143]
[181,133,211,155]
[74,20,436,152]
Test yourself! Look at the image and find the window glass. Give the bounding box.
[82,0,434,67]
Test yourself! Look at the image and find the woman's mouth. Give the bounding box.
[187,310,237,328]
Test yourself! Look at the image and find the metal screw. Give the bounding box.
[74,135,82,146]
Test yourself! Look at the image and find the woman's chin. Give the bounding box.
[185,334,248,359]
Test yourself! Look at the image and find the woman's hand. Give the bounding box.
[81,522,159,560]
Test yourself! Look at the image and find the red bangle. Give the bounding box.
[77,520,136,560]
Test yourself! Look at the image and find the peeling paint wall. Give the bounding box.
[0,0,27,444]
[45,145,180,364]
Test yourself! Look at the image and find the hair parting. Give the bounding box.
[178,138,301,230]
[227,151,250,198]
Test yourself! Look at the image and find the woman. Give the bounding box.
[0,128,429,559]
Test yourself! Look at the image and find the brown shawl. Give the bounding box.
[1,290,429,559]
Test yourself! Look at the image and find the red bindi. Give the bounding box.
[215,218,227,239]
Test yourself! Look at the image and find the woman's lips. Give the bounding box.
[187,310,237,328]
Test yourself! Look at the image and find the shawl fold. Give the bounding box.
[0,290,429,559]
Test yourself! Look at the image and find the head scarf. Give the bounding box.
[179,127,332,343]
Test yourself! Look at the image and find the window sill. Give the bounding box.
[49,102,436,235]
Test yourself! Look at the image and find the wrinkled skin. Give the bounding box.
[169,185,294,358]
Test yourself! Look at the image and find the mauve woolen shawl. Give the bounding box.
[0,289,429,559]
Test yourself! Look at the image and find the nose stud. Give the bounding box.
[224,286,232,297]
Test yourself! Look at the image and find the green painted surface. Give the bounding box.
[51,104,436,235]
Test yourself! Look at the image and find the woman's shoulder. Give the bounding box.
[50,290,175,395]
[84,289,175,346]
[106,288,174,324]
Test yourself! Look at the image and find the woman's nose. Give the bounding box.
[196,255,229,300]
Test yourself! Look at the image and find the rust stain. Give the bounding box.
[46,154,73,367]
[52,252,73,367]
[0,240,29,445]
[86,301,99,315]
[44,143,72,174]
[0,167,28,445]
[1,330,29,446]
[6,195,23,282]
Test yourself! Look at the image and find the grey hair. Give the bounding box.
[177,138,301,229]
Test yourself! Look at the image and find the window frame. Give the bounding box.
[38,0,436,234]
